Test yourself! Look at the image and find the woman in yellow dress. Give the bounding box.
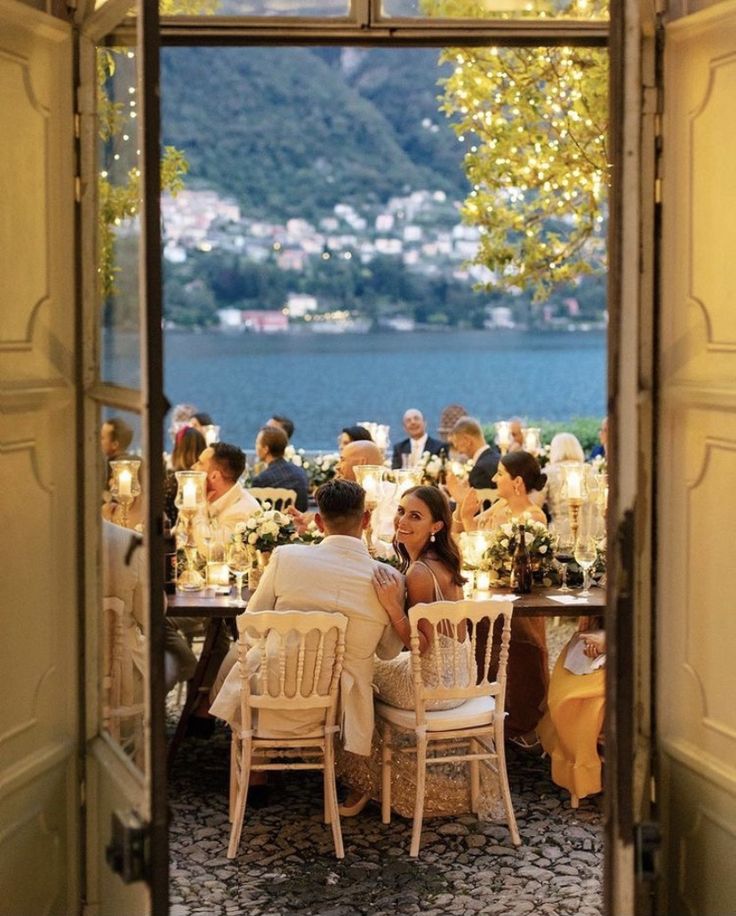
[538,616,606,806]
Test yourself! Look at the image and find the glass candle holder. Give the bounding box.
[174,470,207,591]
[354,464,386,556]
[202,424,220,447]
[495,421,511,454]
[522,427,541,455]
[109,459,142,527]
[174,470,207,513]
[394,467,422,496]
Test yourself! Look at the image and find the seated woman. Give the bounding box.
[163,426,207,525]
[538,616,606,806]
[459,451,549,747]
[338,424,373,453]
[542,432,585,525]
[338,488,505,820]
[460,449,547,531]
[371,485,468,711]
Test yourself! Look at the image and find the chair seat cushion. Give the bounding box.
[375,694,496,732]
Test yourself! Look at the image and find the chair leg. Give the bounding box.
[228,737,238,823]
[495,723,521,847]
[469,738,480,814]
[410,736,428,857]
[323,737,344,859]
[227,738,252,858]
[570,793,580,809]
[381,723,393,826]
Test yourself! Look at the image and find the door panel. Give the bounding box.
[659,4,736,912]
[0,5,77,915]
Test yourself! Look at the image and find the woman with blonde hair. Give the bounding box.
[544,432,585,525]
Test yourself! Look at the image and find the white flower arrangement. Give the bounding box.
[481,517,555,586]
[307,451,340,490]
[233,504,299,553]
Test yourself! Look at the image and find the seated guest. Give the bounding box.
[461,450,547,531]
[163,426,206,525]
[251,425,309,511]
[211,479,403,762]
[507,417,524,453]
[338,424,373,453]
[589,416,608,460]
[448,416,500,491]
[101,416,134,489]
[543,432,585,525]
[194,442,260,537]
[267,414,295,441]
[190,411,215,434]
[391,408,447,470]
[167,403,197,449]
[538,616,606,806]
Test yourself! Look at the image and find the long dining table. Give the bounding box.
[165,584,606,767]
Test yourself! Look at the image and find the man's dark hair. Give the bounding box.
[105,417,134,451]
[342,425,373,443]
[270,415,294,440]
[259,425,288,458]
[211,442,246,482]
[316,479,366,530]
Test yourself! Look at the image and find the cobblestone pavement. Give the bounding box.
[169,622,603,916]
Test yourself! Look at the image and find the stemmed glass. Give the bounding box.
[554,530,575,593]
[227,541,250,607]
[574,535,597,597]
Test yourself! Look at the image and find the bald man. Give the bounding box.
[391,408,447,469]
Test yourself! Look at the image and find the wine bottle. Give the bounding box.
[163,513,177,594]
[438,447,448,486]
[512,521,533,594]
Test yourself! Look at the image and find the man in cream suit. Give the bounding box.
[211,479,403,758]
[194,441,260,538]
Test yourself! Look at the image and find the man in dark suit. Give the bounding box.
[251,425,309,511]
[449,415,500,490]
[391,408,447,470]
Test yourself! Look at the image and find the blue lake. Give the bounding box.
[161,328,606,450]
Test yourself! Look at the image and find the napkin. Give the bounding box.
[548,594,593,605]
[563,632,606,676]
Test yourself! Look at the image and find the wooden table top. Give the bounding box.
[165,586,605,619]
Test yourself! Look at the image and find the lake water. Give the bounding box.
[161,329,606,450]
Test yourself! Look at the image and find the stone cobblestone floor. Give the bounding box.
[168,621,603,916]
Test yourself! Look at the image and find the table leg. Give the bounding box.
[168,617,224,770]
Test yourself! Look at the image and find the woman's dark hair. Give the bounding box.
[171,427,206,471]
[500,449,547,494]
[192,411,214,426]
[394,485,465,586]
[342,424,373,443]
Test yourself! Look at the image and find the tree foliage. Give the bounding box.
[430,0,609,299]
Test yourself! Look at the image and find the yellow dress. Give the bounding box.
[538,641,605,800]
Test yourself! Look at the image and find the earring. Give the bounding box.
[430,532,436,543]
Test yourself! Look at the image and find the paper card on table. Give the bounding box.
[548,594,591,605]
[491,593,519,602]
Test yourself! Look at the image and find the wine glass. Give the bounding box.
[574,535,597,597]
[554,530,575,593]
[226,541,250,607]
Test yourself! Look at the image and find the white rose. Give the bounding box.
[292,455,302,467]
[263,521,280,538]
[246,517,258,529]
[539,544,548,554]
[248,532,258,545]
[501,523,514,536]
[501,538,509,549]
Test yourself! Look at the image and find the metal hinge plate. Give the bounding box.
[635,821,661,880]
[105,810,150,884]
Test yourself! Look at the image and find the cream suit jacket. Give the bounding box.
[210,535,403,756]
[208,483,260,538]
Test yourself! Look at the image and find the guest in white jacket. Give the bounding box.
[211,478,403,758]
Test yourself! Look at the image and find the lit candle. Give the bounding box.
[183,479,197,509]
[363,477,378,505]
[450,460,464,476]
[496,421,510,449]
[118,469,132,498]
[476,571,491,591]
[524,428,540,454]
[567,469,582,500]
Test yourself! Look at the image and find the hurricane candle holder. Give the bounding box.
[202,424,220,447]
[523,427,541,456]
[560,462,588,543]
[394,467,422,496]
[109,459,141,528]
[174,470,207,591]
[354,464,385,556]
[495,421,511,455]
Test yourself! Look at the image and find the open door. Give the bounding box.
[0,4,77,913]
[78,1,167,913]
[656,1,736,911]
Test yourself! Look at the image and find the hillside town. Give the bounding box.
[162,188,606,334]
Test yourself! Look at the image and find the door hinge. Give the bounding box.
[75,176,82,204]
[105,810,150,884]
[634,821,661,881]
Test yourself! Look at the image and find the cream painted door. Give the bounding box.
[658,2,736,911]
[0,3,78,914]
[78,1,167,914]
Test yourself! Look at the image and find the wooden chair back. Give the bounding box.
[407,599,513,718]
[249,487,298,511]
[237,610,347,738]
